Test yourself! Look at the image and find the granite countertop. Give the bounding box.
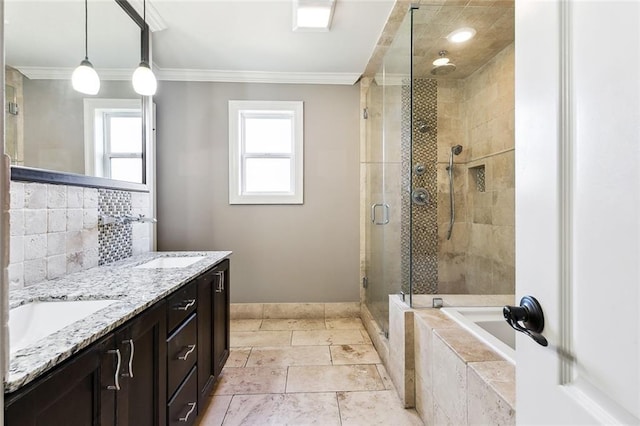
[5,251,232,393]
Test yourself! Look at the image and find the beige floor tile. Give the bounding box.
[230,319,262,331]
[291,329,370,346]
[230,330,291,347]
[212,367,287,395]
[325,318,365,330]
[260,318,326,330]
[286,365,384,393]
[225,348,251,368]
[376,364,395,390]
[196,395,232,426]
[360,329,373,344]
[222,393,340,426]
[247,346,331,367]
[330,344,381,365]
[337,390,423,426]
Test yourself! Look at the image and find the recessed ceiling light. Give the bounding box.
[293,0,335,32]
[447,27,477,43]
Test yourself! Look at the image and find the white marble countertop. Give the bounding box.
[5,251,232,393]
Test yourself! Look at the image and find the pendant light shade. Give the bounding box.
[73,0,100,95]
[132,61,157,96]
[133,0,157,96]
[72,59,100,95]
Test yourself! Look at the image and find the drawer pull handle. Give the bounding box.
[106,349,121,391]
[177,344,196,361]
[123,339,135,378]
[174,299,196,311]
[179,402,197,422]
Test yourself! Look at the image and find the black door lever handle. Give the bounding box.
[503,296,548,347]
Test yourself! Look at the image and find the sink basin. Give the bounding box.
[134,256,205,269]
[9,300,117,355]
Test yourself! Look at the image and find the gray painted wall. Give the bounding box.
[155,81,360,303]
[23,79,137,174]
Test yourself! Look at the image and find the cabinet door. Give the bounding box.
[116,300,167,426]
[212,260,230,377]
[197,271,214,408]
[4,335,117,426]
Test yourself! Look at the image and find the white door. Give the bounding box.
[515,0,640,424]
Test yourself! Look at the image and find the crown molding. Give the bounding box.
[128,0,167,32]
[156,68,360,85]
[14,66,361,85]
[16,66,134,81]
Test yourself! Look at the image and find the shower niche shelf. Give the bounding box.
[469,165,486,192]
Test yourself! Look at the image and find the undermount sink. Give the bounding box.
[134,256,205,269]
[9,300,118,355]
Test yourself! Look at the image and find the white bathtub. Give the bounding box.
[440,306,516,365]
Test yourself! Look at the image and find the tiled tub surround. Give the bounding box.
[380,294,515,424]
[414,310,515,425]
[8,182,151,289]
[5,251,231,393]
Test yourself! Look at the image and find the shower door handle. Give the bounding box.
[370,203,390,225]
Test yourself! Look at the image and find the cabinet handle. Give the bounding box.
[106,349,121,391]
[178,402,197,422]
[173,299,196,311]
[215,271,225,293]
[123,339,135,378]
[177,344,196,361]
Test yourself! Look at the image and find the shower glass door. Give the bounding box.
[364,11,412,335]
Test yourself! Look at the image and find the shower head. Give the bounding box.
[431,63,457,76]
[415,119,430,133]
[451,145,463,155]
[431,50,457,76]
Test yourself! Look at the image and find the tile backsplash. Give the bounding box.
[8,182,151,290]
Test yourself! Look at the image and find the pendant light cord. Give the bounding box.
[84,0,88,60]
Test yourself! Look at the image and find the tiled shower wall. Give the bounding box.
[8,182,151,290]
[437,44,515,294]
[401,79,439,294]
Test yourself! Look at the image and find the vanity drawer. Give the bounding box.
[167,313,197,397]
[167,366,198,426]
[167,280,197,333]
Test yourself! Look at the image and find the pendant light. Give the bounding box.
[72,0,100,95]
[132,0,157,96]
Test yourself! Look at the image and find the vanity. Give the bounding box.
[4,252,231,426]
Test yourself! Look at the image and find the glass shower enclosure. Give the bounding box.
[364,10,414,337]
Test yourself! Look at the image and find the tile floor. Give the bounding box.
[198,318,423,425]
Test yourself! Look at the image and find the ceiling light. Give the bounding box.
[132,0,157,96]
[72,0,100,95]
[447,27,477,43]
[293,0,336,32]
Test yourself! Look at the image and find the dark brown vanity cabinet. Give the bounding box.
[5,259,230,426]
[4,334,118,426]
[197,259,230,409]
[114,301,167,425]
[5,301,167,426]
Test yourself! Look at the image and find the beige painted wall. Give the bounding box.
[23,79,137,174]
[155,82,361,303]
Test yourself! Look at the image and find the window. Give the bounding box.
[83,99,143,183]
[229,100,304,204]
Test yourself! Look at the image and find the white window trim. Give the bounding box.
[228,100,304,204]
[83,98,142,178]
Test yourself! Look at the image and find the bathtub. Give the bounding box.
[440,306,516,364]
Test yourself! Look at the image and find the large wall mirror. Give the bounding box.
[4,0,151,191]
